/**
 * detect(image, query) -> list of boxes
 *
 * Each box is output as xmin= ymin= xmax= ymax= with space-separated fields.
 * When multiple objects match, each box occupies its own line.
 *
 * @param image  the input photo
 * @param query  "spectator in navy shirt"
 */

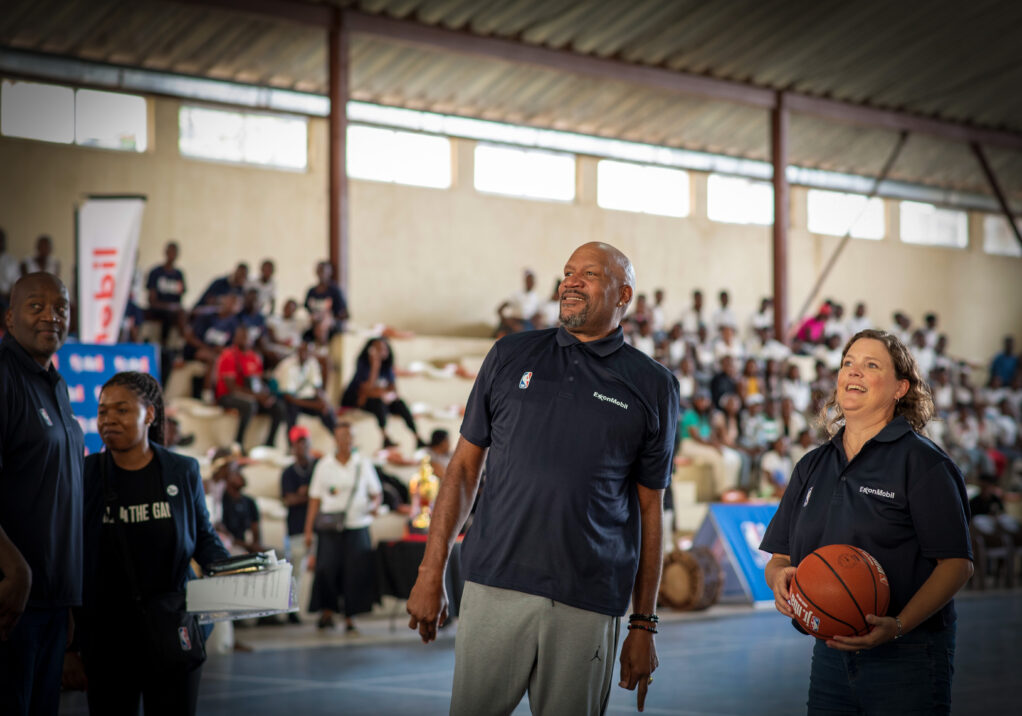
xmin=989 ymin=335 xmax=1018 ymax=385
xmin=341 ymin=337 xmax=423 ymax=449
xmin=280 ymin=426 xmax=317 ymax=624
xmin=194 ymin=263 xmax=248 ymax=316
xmin=762 ymin=329 xmax=972 ymax=714
xmin=407 ymin=242 xmax=679 ymax=714
xmin=304 ymin=261 xmax=348 ymax=337
xmin=145 ymin=241 xmax=187 ymax=344
xmin=0 ymin=273 xmax=84 ymax=716
xmin=238 ymin=287 xmax=269 ymax=355
xmin=183 ymin=294 xmax=241 ymax=399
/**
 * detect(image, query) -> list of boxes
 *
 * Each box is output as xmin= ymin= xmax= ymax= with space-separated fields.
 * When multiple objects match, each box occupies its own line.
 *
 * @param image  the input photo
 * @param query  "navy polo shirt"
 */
xmin=197 ymin=276 xmax=242 ymax=308
xmin=146 ymin=265 xmax=186 ymax=306
xmin=0 ymin=334 xmax=84 ymax=608
xmin=760 ymin=416 xmax=972 ymax=630
xmin=459 ymin=326 xmax=679 ymax=617
xmin=305 ymin=283 xmax=347 ymax=322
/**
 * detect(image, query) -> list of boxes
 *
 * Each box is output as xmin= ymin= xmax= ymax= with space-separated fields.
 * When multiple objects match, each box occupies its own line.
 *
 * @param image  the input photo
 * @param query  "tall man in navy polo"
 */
xmin=0 ymin=273 xmax=85 ymax=716
xmin=408 ymin=243 xmax=679 ymax=715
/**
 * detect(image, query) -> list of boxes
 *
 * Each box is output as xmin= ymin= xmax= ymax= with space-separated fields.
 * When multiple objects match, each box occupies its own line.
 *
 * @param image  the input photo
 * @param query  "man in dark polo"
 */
xmin=407 ymin=242 xmax=679 ymax=715
xmin=0 ymin=272 xmax=84 ymax=715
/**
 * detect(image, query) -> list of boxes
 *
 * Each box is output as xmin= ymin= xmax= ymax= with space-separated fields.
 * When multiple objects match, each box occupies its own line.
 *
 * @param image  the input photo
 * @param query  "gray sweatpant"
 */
xmin=450 ymin=582 xmax=620 ymax=716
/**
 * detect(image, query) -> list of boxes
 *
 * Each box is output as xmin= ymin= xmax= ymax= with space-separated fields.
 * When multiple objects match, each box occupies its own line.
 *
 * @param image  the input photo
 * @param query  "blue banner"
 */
xmin=54 ymin=342 xmax=159 ymax=455
xmin=694 ymin=503 xmax=779 ymax=604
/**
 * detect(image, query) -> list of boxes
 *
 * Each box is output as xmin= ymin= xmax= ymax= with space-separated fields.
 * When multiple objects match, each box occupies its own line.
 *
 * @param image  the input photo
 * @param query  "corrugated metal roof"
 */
xmin=2 ymin=0 xmax=1020 ymax=199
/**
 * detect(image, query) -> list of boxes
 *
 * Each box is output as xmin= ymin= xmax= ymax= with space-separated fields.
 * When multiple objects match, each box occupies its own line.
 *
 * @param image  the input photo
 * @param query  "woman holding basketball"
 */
xmin=761 ymin=329 xmax=973 ymax=715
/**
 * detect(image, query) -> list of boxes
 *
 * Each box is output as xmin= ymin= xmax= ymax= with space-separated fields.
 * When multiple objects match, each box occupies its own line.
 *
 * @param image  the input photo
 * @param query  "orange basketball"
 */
xmin=788 ymin=544 xmax=890 ymax=640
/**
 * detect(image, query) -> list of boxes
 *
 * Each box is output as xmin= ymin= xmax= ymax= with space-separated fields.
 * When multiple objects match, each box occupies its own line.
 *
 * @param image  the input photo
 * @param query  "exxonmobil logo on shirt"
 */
xmin=859 ymin=485 xmax=895 ymax=499
xmin=593 ymin=391 xmax=628 ymax=410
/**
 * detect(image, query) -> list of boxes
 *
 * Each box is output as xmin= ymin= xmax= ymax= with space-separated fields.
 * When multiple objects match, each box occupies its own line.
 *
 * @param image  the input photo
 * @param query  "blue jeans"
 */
xmin=807 ymin=624 xmax=955 ymax=715
xmin=0 ymin=607 xmax=69 ymax=716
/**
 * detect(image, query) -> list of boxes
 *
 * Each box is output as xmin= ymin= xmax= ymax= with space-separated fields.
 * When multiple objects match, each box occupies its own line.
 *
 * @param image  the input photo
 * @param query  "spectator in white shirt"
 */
xmin=304 ymin=422 xmax=382 ymax=632
xmin=0 ymin=228 xmax=20 ymax=309
xmin=910 ymin=330 xmax=936 ymax=379
xmin=266 ymin=299 xmax=308 ymax=361
xmin=748 ymin=297 xmax=774 ymax=340
xmin=535 ymin=280 xmax=561 ymax=330
xmin=980 ymin=374 xmax=1009 ymax=407
xmin=276 ymin=337 xmax=337 ymax=433
xmin=759 ymin=436 xmax=793 ymax=497
xmin=749 ymin=326 xmax=791 ymax=364
xmin=21 ymin=234 xmax=60 ymax=280
xmin=890 ymin=311 xmax=912 ymax=345
xmin=650 ymin=288 xmax=667 ymax=338
xmin=947 ymin=404 xmax=992 ymax=478
xmin=823 ymin=302 xmax=849 ymax=345
xmin=931 ymin=367 xmax=955 ymax=416
xmin=629 ymin=293 xmax=652 ymax=328
xmin=846 ymin=301 xmax=871 ymax=336
xmin=247 ymin=259 xmax=278 ymax=316
xmin=666 ymin=324 xmax=687 ymax=369
xmin=778 ymin=396 xmax=808 ymax=440
xmin=497 ymin=269 xmax=541 ymax=331
xmin=631 ymin=319 xmax=656 ymax=358
xmin=780 ymin=363 xmax=811 ymax=413
xmin=922 ymin=313 xmax=940 ymax=348
xmin=675 ymin=356 xmax=697 ymax=407
xmin=713 ymin=324 xmax=744 ymax=365
xmin=692 ymin=323 xmax=715 ymax=374
xmin=678 ymin=289 xmax=704 ymax=339
xmin=933 ymin=335 xmax=954 ymax=373
xmin=814 ymin=333 xmax=845 ymax=372
xmin=711 ymin=290 xmax=737 ymax=337
xmin=954 ymin=369 xmax=975 ymax=406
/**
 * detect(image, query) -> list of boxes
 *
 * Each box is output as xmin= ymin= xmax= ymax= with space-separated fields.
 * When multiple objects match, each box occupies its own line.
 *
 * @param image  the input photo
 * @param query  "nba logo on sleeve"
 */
xmin=519 ymin=372 xmax=533 ymax=389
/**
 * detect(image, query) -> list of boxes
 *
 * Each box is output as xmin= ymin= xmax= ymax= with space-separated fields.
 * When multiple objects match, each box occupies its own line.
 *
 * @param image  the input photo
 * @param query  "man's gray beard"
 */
xmin=560 ymin=304 xmax=588 ymax=328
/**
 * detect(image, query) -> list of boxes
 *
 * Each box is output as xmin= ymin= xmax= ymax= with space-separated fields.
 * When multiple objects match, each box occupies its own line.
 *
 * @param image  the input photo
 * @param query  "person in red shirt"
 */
xmin=215 ymin=325 xmax=286 ymax=447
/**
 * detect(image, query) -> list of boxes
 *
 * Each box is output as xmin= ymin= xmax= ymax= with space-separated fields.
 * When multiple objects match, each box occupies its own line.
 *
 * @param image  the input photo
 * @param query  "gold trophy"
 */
xmin=408 ymin=456 xmax=439 ymax=534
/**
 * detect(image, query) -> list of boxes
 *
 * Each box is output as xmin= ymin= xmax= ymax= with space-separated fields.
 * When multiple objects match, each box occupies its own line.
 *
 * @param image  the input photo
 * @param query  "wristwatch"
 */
xmin=893 ymin=616 xmax=904 ymax=639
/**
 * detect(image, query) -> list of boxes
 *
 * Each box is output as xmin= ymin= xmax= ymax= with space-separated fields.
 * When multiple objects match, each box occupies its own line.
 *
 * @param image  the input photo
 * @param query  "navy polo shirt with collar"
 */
xmin=760 ymin=415 xmax=972 ymax=630
xmin=0 ymin=334 xmax=85 ymax=608
xmin=459 ymin=325 xmax=679 ymax=617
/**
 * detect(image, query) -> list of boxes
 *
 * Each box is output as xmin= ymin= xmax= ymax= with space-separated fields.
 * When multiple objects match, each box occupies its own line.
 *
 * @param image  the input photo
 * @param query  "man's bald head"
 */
xmin=10 ymin=272 xmax=68 ymax=307
xmin=6 ymin=272 xmax=70 ymax=367
xmin=575 ymin=242 xmax=636 ymax=290
xmin=559 ymin=242 xmax=635 ymax=342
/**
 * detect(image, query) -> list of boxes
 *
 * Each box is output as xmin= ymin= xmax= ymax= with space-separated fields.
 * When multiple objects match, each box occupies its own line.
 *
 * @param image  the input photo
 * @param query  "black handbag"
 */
xmin=313 ymin=460 xmax=362 ymax=533
xmin=101 ymin=453 xmax=206 ymax=671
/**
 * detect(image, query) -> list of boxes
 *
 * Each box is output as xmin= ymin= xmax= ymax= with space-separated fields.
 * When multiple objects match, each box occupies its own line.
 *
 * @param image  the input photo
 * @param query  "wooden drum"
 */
xmin=658 ymin=547 xmax=724 ymax=611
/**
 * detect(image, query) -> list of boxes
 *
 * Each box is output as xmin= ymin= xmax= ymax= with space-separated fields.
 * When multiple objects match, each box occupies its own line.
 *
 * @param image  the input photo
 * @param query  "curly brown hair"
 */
xmin=820 ymin=329 xmax=933 ymax=436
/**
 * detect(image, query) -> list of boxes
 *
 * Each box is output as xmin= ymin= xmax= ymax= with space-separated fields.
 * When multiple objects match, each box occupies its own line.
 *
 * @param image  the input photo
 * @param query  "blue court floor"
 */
xmin=60 ymin=589 xmax=1020 ymax=715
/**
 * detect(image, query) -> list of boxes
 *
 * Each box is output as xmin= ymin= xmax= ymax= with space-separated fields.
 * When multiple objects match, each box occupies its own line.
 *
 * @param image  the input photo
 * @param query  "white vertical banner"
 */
xmin=77 ymin=196 xmax=145 ymax=344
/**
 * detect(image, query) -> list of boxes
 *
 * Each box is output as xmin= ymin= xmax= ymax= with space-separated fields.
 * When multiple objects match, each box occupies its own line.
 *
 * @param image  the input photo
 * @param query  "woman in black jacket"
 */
xmin=79 ymin=372 xmax=228 ymax=715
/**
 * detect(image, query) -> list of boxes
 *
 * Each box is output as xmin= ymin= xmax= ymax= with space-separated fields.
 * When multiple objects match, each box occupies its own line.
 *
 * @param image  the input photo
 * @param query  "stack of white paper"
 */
xmin=187 ymin=562 xmax=294 ymax=614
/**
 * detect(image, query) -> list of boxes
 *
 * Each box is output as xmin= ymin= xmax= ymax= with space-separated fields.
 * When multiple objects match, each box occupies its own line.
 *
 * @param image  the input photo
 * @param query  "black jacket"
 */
xmin=81 ymin=444 xmax=229 ymax=610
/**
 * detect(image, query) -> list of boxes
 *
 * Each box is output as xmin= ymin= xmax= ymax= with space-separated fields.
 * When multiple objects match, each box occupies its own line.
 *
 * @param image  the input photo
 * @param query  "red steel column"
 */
xmin=771 ymin=91 xmax=790 ymax=341
xmin=328 ymin=12 xmax=349 ymax=291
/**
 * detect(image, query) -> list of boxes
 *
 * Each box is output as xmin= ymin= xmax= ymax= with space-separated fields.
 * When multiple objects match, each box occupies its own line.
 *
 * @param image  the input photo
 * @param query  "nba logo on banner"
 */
xmin=519 ymin=372 xmax=533 ymax=389
xmin=178 ymin=626 xmax=192 ymax=651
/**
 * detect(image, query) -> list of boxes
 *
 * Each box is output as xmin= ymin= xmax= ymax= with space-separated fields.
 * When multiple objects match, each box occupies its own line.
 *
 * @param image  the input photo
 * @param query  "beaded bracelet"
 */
xmin=628 ymin=613 xmax=659 ymax=623
xmin=627 ymin=623 xmax=658 ymax=634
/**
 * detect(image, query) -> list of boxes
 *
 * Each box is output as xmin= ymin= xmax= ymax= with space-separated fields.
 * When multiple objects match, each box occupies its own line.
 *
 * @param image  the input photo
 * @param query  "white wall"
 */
xmin=1 ymin=94 xmax=1019 ymax=365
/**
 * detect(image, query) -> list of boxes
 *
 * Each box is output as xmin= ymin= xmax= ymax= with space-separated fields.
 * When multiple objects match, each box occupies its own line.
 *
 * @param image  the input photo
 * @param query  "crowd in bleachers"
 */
xmin=497 ymin=273 xmax=1022 ymax=506
xmin=4 ymin=230 xmax=1021 ymax=508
